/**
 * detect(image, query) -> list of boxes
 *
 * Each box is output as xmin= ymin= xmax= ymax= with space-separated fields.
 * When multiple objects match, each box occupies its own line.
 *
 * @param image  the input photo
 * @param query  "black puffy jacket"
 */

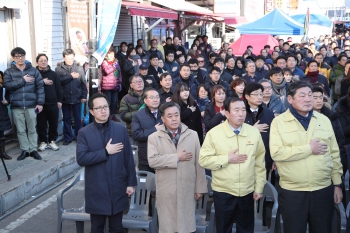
xmin=55 ymin=62 xmax=87 ymax=104
xmin=4 ymin=61 xmax=45 ymax=109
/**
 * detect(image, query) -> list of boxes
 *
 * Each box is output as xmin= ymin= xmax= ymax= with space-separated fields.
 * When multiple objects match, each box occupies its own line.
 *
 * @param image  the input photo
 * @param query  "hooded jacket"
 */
xmin=4 ymin=61 xmax=45 ymax=109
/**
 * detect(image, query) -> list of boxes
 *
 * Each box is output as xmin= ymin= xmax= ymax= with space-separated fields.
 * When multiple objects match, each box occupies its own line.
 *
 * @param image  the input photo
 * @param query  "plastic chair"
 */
xmin=122 ymin=171 xmax=157 ymax=233
xmin=131 ymin=145 xmax=138 ymax=170
xmin=232 ymin=181 xmax=278 ymax=233
xmin=196 ymin=175 xmax=215 ymax=233
xmin=56 ymin=169 xmax=91 ymax=233
xmin=280 ymin=202 xmax=346 ymax=233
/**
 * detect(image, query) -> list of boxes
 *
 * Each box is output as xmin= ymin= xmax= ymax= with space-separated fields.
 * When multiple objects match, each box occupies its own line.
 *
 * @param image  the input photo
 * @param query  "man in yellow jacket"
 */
xmin=270 ymin=81 xmax=343 ymax=233
xmin=199 ymin=97 xmax=266 ymax=233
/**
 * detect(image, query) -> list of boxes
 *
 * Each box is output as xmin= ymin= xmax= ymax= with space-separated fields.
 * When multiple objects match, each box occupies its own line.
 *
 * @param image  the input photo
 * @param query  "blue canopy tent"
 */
xmin=290 ymin=14 xmax=332 ymax=27
xmin=236 ymin=8 xmax=304 ymax=35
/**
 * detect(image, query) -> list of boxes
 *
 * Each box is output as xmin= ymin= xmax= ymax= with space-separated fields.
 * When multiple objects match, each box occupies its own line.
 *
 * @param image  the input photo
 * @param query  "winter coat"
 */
xmin=179 ymin=101 xmax=204 ymax=145
xmin=330 ymin=64 xmax=345 ymax=101
xmin=100 ymin=60 xmax=122 ymax=91
xmin=131 ymin=107 xmax=162 ymax=166
xmin=244 ymin=102 xmax=275 ymax=170
xmin=147 ymin=123 xmax=207 ymax=233
xmin=262 ymin=95 xmax=286 ymax=115
xmin=241 ymin=73 xmax=262 ymax=84
xmin=233 ymin=67 xmax=246 ymax=77
xmin=140 ymin=74 xmax=158 ymax=89
xmin=292 ymin=67 xmax=306 ymax=78
xmin=340 ymin=78 xmax=350 ymax=98
xmin=204 ymin=78 xmax=232 ymax=97
xmin=37 ymin=66 xmax=62 ymax=106
xmin=138 ymin=51 xmax=150 ymax=67
xmin=172 ymin=75 xmax=199 ymax=98
xmin=204 ymin=102 xmax=226 ymax=132
xmin=163 ymin=60 xmax=180 ymax=79
xmin=158 ymin=87 xmax=174 ymax=104
xmin=220 ymin=71 xmax=233 ymax=84
xmin=256 ymin=67 xmax=269 ymax=80
xmin=300 ymin=73 xmax=330 ymax=96
xmin=147 ymin=49 xmax=164 ymax=61
xmin=321 ymin=106 xmax=348 ymax=173
xmin=119 ymin=89 xmax=144 ymax=134
xmin=336 ymin=97 xmax=350 ymax=145
xmin=147 ymin=65 xmax=163 ymax=88
xmin=55 ymin=62 xmax=87 ymax=104
xmin=76 ymin=120 xmax=137 ymax=215
xmin=4 ymin=61 xmax=45 ymax=109
xmin=0 ymin=87 xmax=11 ymax=132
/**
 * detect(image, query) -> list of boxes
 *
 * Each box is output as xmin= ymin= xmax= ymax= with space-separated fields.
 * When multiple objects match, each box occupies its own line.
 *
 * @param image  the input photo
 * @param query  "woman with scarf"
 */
xmin=196 ymin=84 xmax=210 ymax=137
xmin=100 ymin=47 xmax=122 ymax=119
xmin=301 ymin=60 xmax=329 ymax=96
xmin=127 ymin=47 xmax=141 ymax=75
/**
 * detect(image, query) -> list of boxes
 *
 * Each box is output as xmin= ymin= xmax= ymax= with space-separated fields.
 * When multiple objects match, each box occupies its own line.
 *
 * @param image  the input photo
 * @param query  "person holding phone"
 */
xmin=3 ymin=47 xmax=45 ymax=161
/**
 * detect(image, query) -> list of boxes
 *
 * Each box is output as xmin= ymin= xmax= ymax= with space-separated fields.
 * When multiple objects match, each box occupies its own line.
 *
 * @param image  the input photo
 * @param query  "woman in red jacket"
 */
xmin=100 ymin=47 xmax=122 ymax=120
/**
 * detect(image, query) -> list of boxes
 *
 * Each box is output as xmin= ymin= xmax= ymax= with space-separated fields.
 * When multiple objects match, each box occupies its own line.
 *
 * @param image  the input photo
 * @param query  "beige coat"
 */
xmin=148 ymin=123 xmax=208 ymax=233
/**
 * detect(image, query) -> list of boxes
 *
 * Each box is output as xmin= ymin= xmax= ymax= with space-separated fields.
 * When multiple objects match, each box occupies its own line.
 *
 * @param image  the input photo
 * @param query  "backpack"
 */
xmin=335 ymin=75 xmax=344 ymax=96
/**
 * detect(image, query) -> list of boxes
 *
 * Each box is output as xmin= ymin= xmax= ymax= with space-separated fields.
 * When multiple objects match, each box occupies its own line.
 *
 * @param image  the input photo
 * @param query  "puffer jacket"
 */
xmin=100 ymin=60 xmax=122 ymax=91
xmin=4 ymin=61 xmax=45 ymax=109
xmin=55 ymin=62 xmax=87 ymax=104
xmin=120 ymin=88 xmax=144 ymax=134
xmin=262 ymin=95 xmax=286 ymax=114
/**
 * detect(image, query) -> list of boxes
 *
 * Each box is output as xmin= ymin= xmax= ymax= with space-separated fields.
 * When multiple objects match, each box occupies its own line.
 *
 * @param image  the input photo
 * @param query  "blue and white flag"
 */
xmin=93 ymin=0 xmax=122 ymax=64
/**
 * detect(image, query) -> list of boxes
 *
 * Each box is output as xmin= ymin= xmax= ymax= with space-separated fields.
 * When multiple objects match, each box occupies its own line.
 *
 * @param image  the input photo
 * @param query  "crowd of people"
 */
xmin=1 ymin=31 xmax=350 ymax=233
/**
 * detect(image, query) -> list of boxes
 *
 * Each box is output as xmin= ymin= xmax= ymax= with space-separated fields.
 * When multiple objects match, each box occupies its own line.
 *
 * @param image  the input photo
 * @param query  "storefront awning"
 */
xmin=223 ymin=16 xmax=248 ymax=25
xmin=150 ymin=0 xmax=213 ymax=15
xmin=0 ymin=0 xmax=24 ymax=9
xmin=121 ymin=1 xmax=178 ymax=20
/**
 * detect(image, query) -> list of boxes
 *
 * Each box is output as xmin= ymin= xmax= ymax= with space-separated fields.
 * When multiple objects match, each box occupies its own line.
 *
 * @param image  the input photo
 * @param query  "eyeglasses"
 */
xmin=198 ymin=60 xmax=204 ymax=63
xmin=146 ymin=96 xmax=160 ymax=100
xmin=250 ymin=93 xmax=264 ymax=97
xmin=132 ymin=80 xmax=143 ymax=84
xmin=93 ymin=105 xmax=109 ymax=112
xmin=14 ymin=54 xmax=25 ymax=59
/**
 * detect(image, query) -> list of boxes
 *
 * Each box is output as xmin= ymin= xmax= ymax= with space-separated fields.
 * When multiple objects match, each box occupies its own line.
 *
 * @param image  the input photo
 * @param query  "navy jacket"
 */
xmin=131 ymin=107 xmax=162 ymax=166
xmin=241 ymin=73 xmax=262 ymax=84
xmin=4 ymin=61 xmax=45 ymax=109
xmin=76 ymin=120 xmax=137 ymax=215
xmin=244 ymin=102 xmax=275 ymax=170
xmin=172 ymin=75 xmax=199 ymax=98
xmin=204 ymin=78 xmax=232 ymax=97
xmin=179 ymin=101 xmax=204 ymax=145
xmin=255 ymin=67 xmax=269 ymax=80
xmin=148 ymin=65 xmax=163 ymax=87
xmin=163 ymin=60 xmax=180 ymax=79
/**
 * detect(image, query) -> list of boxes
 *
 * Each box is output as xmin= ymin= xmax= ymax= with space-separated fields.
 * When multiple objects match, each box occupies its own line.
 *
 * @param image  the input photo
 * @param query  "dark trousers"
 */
xmin=213 ymin=191 xmax=254 ymax=233
xmin=62 ymin=103 xmax=81 ymax=142
xmin=37 ymin=104 xmax=59 ymax=143
xmin=103 ymin=90 xmax=119 ymax=114
xmin=90 ymin=211 xmax=123 ymax=233
xmin=278 ymin=185 xmax=334 ymax=233
xmin=0 ymin=131 xmax=4 ymax=138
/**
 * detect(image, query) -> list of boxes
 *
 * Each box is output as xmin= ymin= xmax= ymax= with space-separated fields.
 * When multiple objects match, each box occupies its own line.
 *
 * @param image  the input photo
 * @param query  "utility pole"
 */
xmin=88 ymin=0 xmax=97 ymax=123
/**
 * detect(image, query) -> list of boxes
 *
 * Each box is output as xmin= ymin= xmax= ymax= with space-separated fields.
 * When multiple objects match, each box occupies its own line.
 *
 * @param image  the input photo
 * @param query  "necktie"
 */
xmin=234 ymin=130 xmax=240 ymax=135
xmin=152 ymin=111 xmax=157 ymax=118
xmin=253 ymin=111 xmax=258 ymax=117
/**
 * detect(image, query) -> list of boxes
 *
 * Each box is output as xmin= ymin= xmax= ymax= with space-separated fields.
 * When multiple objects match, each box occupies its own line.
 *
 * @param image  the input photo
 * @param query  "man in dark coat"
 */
xmin=55 ymin=49 xmax=87 ymax=145
xmin=205 ymin=66 xmax=232 ymax=97
xmin=163 ymin=51 xmax=180 ymax=79
xmin=77 ymin=93 xmax=137 ymax=233
xmin=188 ymin=58 xmax=207 ymax=84
xmin=132 ymin=89 xmax=162 ymax=172
xmin=147 ymin=54 xmax=163 ymax=87
xmin=3 ymin=47 xmax=45 ymax=161
xmin=139 ymin=64 xmax=158 ymax=89
xmin=244 ymin=83 xmax=275 ymax=172
xmin=172 ymin=64 xmax=199 ymax=98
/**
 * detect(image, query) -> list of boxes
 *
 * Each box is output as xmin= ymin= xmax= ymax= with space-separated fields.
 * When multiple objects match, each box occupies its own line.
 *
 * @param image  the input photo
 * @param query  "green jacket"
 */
xmin=120 ymin=89 xmax=144 ymax=134
xmin=330 ymin=64 xmax=345 ymax=101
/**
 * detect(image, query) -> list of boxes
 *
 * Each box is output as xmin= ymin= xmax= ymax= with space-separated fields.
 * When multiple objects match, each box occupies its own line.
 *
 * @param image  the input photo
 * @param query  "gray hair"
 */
xmin=258 ymin=79 xmax=272 ymax=85
xmin=159 ymin=102 xmax=181 ymax=117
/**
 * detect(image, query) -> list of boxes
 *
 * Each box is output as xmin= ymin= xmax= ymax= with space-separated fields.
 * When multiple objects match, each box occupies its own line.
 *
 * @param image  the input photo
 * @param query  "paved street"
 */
xmin=0 ymin=171 xmax=145 ymax=233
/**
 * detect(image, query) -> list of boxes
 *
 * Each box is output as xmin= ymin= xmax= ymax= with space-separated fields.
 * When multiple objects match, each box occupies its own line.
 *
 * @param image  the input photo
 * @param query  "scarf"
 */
xmin=106 ymin=59 xmax=115 ymax=65
xmin=271 ymin=79 xmax=287 ymax=96
xmin=307 ymin=70 xmax=319 ymax=83
xmin=129 ymin=54 xmax=141 ymax=62
xmin=191 ymin=70 xmax=198 ymax=78
xmin=196 ymin=97 xmax=210 ymax=112
xmin=289 ymin=105 xmax=313 ymax=130
xmin=165 ymin=125 xmax=182 ymax=148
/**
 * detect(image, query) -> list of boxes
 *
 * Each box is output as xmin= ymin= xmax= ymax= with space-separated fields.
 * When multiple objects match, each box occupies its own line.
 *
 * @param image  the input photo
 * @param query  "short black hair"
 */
xmin=338 ymin=54 xmax=348 ymax=61
xmin=36 ymin=53 xmax=48 ymax=63
xmin=224 ymin=97 xmax=244 ymax=112
xmin=120 ymin=42 xmax=127 ymax=47
xmin=243 ymin=83 xmax=264 ymax=96
xmin=166 ymin=50 xmax=175 ymax=56
xmin=149 ymin=53 xmax=159 ymax=60
xmin=213 ymin=57 xmax=225 ymax=65
xmin=311 ymin=83 xmax=324 ymax=94
xmin=88 ymin=93 xmax=109 ymax=109
xmin=268 ymin=67 xmax=283 ymax=77
xmin=287 ymin=81 xmax=312 ymax=98
xmin=166 ymin=37 xmax=172 ymax=41
xmin=275 ymin=56 xmax=286 ymax=64
xmin=196 ymin=84 xmax=208 ymax=97
xmin=137 ymin=39 xmax=144 ymax=44
xmin=188 ymin=58 xmax=198 ymax=65
xmin=210 ymin=66 xmax=221 ymax=74
xmin=247 ymin=45 xmax=253 ymax=49
xmin=159 ymin=101 xmax=181 ymax=117
xmin=209 ymin=53 xmax=219 ymax=59
xmin=129 ymin=74 xmax=143 ymax=84
xmin=307 ymin=60 xmax=319 ymax=67
xmin=11 ymin=47 xmax=26 ymax=57
xmin=255 ymin=55 xmax=266 ymax=62
xmin=62 ymin=48 xmax=75 ymax=57
xmin=180 ymin=64 xmax=190 ymax=70
xmin=264 ymin=45 xmax=271 ymax=49
xmin=286 ymin=54 xmax=298 ymax=62
xmin=159 ymin=72 xmax=172 ymax=81
xmin=283 ymin=42 xmax=290 ymax=46
xmin=225 ymin=56 xmax=235 ymax=63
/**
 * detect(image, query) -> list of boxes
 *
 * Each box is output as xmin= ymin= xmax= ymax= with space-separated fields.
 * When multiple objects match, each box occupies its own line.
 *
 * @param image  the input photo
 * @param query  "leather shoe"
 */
xmin=29 ymin=151 xmax=42 ymax=160
xmin=63 ymin=140 xmax=72 ymax=145
xmin=17 ymin=151 xmax=28 ymax=161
